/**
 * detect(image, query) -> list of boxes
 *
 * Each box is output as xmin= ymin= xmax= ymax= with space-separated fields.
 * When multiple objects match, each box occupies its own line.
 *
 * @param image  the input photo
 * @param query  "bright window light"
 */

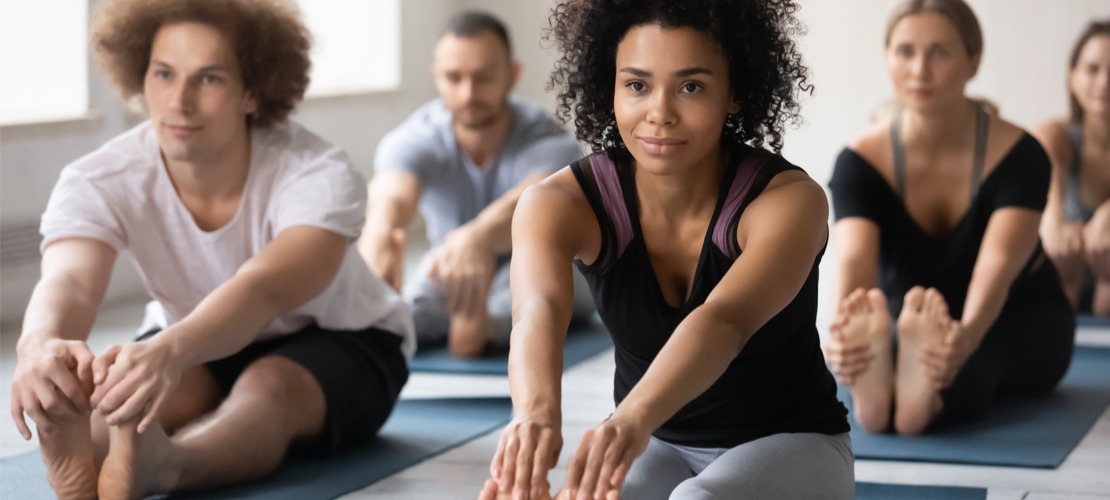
xmin=0 ymin=0 xmax=89 ymax=125
xmin=299 ymin=0 xmax=401 ymax=97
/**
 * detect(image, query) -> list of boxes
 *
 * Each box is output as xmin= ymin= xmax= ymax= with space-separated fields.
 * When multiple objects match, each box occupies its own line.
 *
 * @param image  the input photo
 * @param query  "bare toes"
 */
xmin=903 ymin=286 xmax=926 ymax=312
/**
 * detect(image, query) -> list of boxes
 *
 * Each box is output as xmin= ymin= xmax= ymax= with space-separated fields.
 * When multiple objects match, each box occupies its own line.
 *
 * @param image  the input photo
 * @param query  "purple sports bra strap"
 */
xmin=587 ymin=153 xmax=634 ymax=258
xmin=712 ymin=148 xmax=773 ymax=259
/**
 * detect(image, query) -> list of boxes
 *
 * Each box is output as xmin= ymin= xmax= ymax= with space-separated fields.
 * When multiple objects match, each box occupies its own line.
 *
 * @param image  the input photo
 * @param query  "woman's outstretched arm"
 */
xmin=923 ymin=207 xmax=1043 ymax=388
xmin=560 ymin=171 xmax=830 ymax=500
xmin=485 ymin=169 xmax=600 ymax=500
xmin=1033 ymin=121 xmax=1085 ymax=308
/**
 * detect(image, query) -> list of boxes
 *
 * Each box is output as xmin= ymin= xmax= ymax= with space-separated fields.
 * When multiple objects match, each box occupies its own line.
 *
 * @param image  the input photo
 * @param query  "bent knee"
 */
xmin=232 ymin=356 xmax=322 ymax=408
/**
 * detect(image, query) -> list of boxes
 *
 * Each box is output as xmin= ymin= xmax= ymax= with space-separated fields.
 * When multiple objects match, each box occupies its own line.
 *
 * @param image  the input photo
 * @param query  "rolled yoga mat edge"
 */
xmin=855 ymin=482 xmax=987 ymax=500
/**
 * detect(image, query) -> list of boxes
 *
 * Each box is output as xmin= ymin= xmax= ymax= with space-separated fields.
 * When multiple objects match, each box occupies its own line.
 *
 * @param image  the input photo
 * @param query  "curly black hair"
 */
xmin=545 ymin=0 xmax=810 ymax=153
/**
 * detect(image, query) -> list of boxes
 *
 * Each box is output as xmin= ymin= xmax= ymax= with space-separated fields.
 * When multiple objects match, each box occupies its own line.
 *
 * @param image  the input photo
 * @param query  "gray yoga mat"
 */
xmin=0 ymin=397 xmax=513 ymax=500
xmin=839 ymin=346 xmax=1110 ymax=468
xmin=411 ymin=322 xmax=613 ymax=375
xmin=856 ymin=482 xmax=986 ymax=500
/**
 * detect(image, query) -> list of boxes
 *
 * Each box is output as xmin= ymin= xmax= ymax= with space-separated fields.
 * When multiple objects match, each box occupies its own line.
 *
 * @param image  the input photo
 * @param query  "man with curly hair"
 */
xmin=358 ymin=11 xmax=594 ymax=359
xmin=9 ymin=1 xmax=414 ymax=498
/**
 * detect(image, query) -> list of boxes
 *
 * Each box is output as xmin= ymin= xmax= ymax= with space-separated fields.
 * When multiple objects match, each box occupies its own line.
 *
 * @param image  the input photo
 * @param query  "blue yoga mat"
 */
xmin=411 ymin=322 xmax=613 ymax=375
xmin=0 ymin=397 xmax=513 ymax=500
xmin=839 ymin=346 xmax=1110 ymax=468
xmin=1076 ymin=313 xmax=1110 ymax=328
xmin=856 ymin=482 xmax=986 ymax=500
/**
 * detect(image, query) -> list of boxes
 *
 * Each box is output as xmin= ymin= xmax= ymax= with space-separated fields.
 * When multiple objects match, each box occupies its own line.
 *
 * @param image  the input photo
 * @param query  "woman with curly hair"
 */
xmin=480 ymin=1 xmax=852 ymax=499
xmin=825 ymin=0 xmax=1074 ymax=437
xmin=1035 ymin=20 xmax=1110 ymax=316
xmin=9 ymin=0 xmax=413 ymax=498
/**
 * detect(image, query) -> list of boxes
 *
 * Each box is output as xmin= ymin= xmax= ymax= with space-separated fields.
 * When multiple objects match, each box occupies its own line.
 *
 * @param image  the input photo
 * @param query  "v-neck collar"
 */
xmin=844 ymin=134 xmax=1030 ymax=242
xmin=620 ymin=151 xmax=738 ymax=313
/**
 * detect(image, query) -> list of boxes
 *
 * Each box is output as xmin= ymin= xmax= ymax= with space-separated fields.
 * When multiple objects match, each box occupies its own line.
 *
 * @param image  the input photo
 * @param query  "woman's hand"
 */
xmin=561 ymin=413 xmax=650 ymax=500
xmin=10 ymin=337 xmax=96 ymax=439
xmin=1042 ymin=216 xmax=1085 ymax=264
xmin=1085 ymin=205 xmax=1110 ymax=281
xmin=824 ymin=321 xmax=873 ymax=386
xmin=90 ymin=337 xmax=184 ymax=433
xmin=487 ymin=411 xmax=562 ymax=500
xmin=920 ymin=321 xmax=975 ymax=390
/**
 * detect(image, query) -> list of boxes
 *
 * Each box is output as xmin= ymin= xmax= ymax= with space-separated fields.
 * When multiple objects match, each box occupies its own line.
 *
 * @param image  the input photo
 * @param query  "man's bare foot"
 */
xmin=98 ymin=417 xmax=179 ymax=500
xmin=835 ymin=288 xmax=894 ymax=434
xmin=39 ymin=410 xmax=98 ymax=500
xmin=449 ymin=310 xmax=496 ymax=358
xmin=894 ymin=287 xmax=949 ymax=435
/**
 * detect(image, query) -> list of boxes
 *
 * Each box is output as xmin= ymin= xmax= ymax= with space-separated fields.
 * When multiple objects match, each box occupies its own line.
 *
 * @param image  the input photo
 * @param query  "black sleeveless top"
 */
xmin=829 ymin=134 xmax=1064 ymax=320
xmin=570 ymin=146 xmax=849 ymax=448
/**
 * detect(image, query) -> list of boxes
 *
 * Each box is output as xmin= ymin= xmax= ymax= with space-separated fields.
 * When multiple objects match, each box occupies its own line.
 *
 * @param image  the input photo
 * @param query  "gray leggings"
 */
xmin=621 ymin=432 xmax=854 ymax=499
xmin=407 ymin=254 xmax=596 ymax=344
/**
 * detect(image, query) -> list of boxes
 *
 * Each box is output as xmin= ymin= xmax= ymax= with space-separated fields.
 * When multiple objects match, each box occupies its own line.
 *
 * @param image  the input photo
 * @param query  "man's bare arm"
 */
xmin=358 ymin=170 xmax=422 ymax=290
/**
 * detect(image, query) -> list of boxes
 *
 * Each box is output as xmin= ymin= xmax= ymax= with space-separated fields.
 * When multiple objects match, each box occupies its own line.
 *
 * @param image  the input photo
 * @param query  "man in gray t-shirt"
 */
xmin=358 ymin=12 xmax=593 ymax=358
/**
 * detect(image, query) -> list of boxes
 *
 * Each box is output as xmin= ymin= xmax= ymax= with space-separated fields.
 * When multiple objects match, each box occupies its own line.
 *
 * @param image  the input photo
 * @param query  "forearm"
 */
xmin=507 ymin=297 xmax=567 ymax=423
xmin=836 ymin=257 xmax=878 ymax=301
xmin=18 ymin=274 xmax=102 ymax=351
xmin=459 ymin=174 xmax=547 ymax=254
xmin=363 ymin=173 xmax=420 ymax=246
xmin=611 ymin=305 xmax=747 ymax=431
xmin=152 ymin=228 xmax=347 ymax=367
xmin=148 ymin=272 xmax=289 ymax=367
xmin=364 ymin=197 xmax=412 ymax=243
xmin=960 ymin=258 xmax=1018 ymax=345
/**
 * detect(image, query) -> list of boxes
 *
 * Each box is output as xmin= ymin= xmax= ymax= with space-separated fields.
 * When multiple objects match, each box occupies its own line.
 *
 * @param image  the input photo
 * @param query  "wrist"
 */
xmin=518 ymin=400 xmax=561 ymax=426
xmin=610 ymin=400 xmax=655 ymax=433
xmin=449 ymin=223 xmax=492 ymax=252
xmin=147 ymin=328 xmax=190 ymax=368
xmin=16 ymin=329 xmax=62 ymax=357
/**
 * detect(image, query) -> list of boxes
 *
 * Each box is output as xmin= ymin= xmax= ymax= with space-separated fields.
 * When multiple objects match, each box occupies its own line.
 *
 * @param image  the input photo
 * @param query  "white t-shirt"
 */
xmin=40 ymin=120 xmax=415 ymax=360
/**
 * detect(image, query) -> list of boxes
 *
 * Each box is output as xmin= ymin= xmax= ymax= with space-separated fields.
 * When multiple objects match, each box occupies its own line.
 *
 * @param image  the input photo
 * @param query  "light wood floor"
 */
xmin=2 ymin=300 xmax=1108 ymax=499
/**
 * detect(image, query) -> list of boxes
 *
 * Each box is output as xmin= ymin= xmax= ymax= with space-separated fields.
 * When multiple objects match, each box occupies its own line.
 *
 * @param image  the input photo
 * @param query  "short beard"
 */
xmin=456 ymin=101 xmax=509 ymax=130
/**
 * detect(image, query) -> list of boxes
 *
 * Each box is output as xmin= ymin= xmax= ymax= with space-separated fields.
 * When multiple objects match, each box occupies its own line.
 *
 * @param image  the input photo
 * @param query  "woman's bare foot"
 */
xmin=894 ymin=287 xmax=949 ymax=435
xmin=834 ymin=288 xmax=894 ymax=434
xmin=98 ymin=417 xmax=179 ymax=500
xmin=40 ymin=410 xmax=99 ymax=500
xmin=1092 ymin=280 xmax=1110 ymax=317
xmin=449 ymin=310 xmax=497 ymax=358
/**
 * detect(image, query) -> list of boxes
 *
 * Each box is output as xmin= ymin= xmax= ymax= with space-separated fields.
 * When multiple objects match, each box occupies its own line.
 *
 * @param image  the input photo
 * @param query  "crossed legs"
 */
xmin=42 ymin=355 xmax=326 ymax=500
xmin=832 ymin=286 xmax=950 ymax=435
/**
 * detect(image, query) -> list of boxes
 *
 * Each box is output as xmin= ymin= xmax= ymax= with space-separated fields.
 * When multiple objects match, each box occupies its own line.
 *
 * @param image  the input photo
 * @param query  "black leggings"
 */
xmin=930 ymin=291 xmax=1075 ymax=428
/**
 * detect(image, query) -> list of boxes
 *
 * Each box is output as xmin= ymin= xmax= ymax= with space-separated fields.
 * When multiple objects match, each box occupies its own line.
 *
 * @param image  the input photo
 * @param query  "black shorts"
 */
xmin=139 ymin=323 xmax=409 ymax=454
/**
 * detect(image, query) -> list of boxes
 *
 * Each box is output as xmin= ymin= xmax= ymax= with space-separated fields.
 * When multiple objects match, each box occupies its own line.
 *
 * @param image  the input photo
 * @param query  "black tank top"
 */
xmin=570 ymin=146 xmax=849 ymax=448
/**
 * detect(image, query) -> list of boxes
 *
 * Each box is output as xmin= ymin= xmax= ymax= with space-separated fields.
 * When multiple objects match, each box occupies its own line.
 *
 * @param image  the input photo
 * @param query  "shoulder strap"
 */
xmin=970 ymin=102 xmax=990 ymax=201
xmin=577 ymin=152 xmax=634 ymax=262
xmin=1067 ymin=121 xmax=1084 ymax=171
xmin=711 ymin=148 xmax=775 ymax=259
xmin=890 ymin=109 xmax=907 ymax=199
xmin=893 ymin=105 xmax=991 ymax=202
